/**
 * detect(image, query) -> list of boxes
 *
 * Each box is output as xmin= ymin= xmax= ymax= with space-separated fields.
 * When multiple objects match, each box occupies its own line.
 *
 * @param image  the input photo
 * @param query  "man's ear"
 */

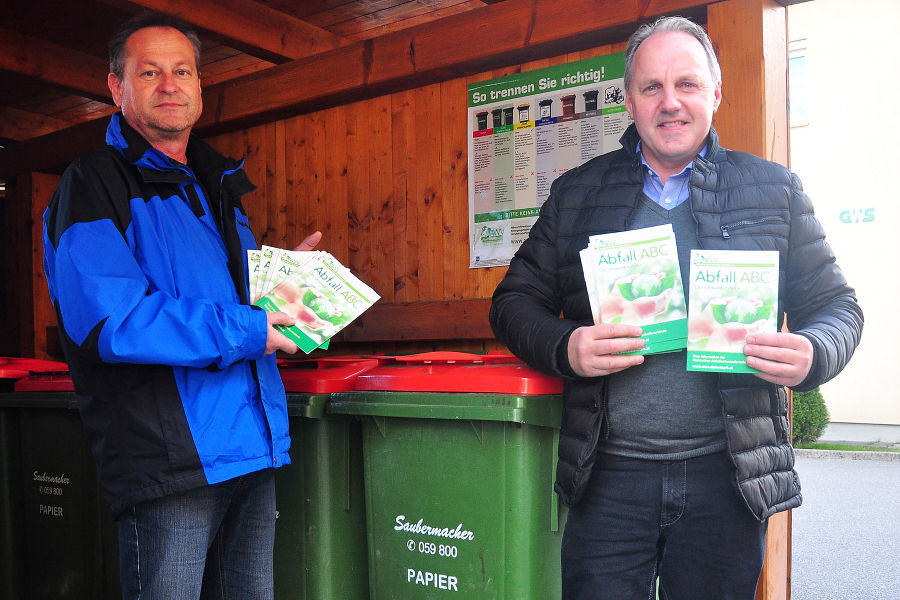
xmin=712 ymin=81 xmax=722 ymax=112
xmin=108 ymin=73 xmax=122 ymax=107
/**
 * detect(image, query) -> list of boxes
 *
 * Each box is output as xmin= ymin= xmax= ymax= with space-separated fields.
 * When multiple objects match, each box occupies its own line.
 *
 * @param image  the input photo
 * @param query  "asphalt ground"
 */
xmin=790 ymin=450 xmax=900 ymax=600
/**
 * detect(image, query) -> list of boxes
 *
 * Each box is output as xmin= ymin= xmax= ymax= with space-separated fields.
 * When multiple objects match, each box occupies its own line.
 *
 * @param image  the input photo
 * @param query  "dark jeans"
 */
xmin=117 ymin=469 xmax=276 ymax=600
xmin=561 ymin=451 xmax=767 ymax=600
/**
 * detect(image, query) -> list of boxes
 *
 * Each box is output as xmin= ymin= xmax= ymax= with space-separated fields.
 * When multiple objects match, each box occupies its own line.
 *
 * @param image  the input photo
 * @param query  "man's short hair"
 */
xmin=108 ymin=12 xmax=202 ymax=79
xmin=624 ymin=16 xmax=721 ymax=91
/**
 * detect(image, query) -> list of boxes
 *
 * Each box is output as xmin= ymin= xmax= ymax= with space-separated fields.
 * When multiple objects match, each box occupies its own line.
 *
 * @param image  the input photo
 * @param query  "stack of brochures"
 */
xmin=686 ymin=249 xmax=778 ymax=373
xmin=248 ymin=245 xmax=380 ymax=353
xmin=580 ymin=224 xmax=687 ymax=355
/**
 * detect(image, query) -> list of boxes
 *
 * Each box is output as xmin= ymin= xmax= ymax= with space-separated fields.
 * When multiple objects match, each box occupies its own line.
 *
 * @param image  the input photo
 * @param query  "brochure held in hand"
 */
xmin=686 ymin=249 xmax=779 ymax=373
xmin=580 ymin=224 xmax=687 ymax=355
xmin=248 ymin=245 xmax=380 ymax=353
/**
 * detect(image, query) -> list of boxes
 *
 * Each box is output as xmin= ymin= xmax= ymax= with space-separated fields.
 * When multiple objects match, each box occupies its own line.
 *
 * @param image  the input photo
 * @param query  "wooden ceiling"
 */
xmin=0 ymin=0 xmax=509 ymax=147
xmin=0 ymin=0 xmax=720 ymax=178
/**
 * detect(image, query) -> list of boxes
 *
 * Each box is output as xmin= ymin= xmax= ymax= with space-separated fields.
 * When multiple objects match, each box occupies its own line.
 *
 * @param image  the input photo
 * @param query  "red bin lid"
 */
xmin=13 ymin=373 xmax=75 ymax=392
xmin=0 ymin=357 xmax=70 ymax=384
xmin=0 ymin=357 xmax=69 ymax=374
xmin=278 ymin=356 xmax=390 ymax=393
xmin=0 ymin=367 xmax=30 ymax=381
xmin=353 ymin=352 xmax=562 ymax=395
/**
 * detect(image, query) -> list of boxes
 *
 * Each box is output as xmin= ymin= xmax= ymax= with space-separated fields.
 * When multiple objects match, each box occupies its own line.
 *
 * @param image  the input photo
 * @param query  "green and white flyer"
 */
xmin=686 ymin=249 xmax=779 ymax=373
xmin=580 ymin=224 xmax=687 ymax=355
xmin=249 ymin=247 xmax=380 ymax=353
xmin=249 ymin=245 xmax=277 ymax=304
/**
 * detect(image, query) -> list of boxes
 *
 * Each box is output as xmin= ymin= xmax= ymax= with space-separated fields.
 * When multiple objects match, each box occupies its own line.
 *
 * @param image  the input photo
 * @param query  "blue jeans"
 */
xmin=117 ymin=469 xmax=276 ymax=600
xmin=561 ymin=451 xmax=767 ymax=600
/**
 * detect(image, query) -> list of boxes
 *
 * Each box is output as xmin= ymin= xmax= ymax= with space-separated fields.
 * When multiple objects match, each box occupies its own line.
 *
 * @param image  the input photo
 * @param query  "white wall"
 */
xmin=789 ymin=0 xmax=900 ymax=426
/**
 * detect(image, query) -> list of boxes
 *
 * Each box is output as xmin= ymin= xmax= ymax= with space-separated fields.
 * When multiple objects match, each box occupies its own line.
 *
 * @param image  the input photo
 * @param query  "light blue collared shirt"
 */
xmin=637 ymin=142 xmax=707 ymax=209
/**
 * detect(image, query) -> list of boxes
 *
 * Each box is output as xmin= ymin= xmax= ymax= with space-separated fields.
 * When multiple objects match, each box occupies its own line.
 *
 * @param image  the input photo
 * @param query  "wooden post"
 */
xmin=707 ymin=1 xmax=791 ymax=599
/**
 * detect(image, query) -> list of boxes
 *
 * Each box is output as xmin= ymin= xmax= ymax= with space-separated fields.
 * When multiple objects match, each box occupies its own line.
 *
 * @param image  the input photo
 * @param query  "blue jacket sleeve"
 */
xmin=43 ymin=153 xmax=268 ymax=370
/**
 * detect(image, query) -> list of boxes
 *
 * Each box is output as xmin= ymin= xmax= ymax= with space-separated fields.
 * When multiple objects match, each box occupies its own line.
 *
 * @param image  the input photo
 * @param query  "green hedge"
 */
xmin=792 ymin=387 xmax=830 ymax=444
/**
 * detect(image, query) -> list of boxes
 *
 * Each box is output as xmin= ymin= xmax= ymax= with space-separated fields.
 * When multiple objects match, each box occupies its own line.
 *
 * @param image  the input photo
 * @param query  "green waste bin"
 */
xmin=329 ymin=352 xmax=566 ymax=600
xmin=0 ymin=362 xmax=121 ymax=600
xmin=274 ymin=357 xmax=383 ymax=600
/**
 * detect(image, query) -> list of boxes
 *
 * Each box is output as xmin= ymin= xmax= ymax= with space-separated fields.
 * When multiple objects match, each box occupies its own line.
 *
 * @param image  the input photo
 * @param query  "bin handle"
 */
xmin=392 ymin=351 xmax=519 ymax=365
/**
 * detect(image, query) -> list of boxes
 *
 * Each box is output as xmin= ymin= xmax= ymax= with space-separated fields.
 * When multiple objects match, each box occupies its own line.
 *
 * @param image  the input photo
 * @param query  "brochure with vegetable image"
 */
xmin=249 ymin=248 xmax=380 ymax=354
xmin=251 ymin=245 xmax=277 ymax=304
xmin=248 ymin=249 xmax=261 ymax=301
xmin=686 ymin=249 xmax=779 ymax=373
xmin=580 ymin=224 xmax=687 ymax=355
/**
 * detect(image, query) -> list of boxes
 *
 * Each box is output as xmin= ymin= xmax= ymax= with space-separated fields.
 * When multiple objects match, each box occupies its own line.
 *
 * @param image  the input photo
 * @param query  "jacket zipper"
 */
xmin=720 ymin=216 xmax=784 ymax=239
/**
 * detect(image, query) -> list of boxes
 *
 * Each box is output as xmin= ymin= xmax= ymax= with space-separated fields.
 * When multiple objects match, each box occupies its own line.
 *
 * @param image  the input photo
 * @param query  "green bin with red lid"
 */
xmin=274 ymin=356 xmax=387 ymax=600
xmin=0 ymin=358 xmax=120 ymax=600
xmin=329 ymin=352 xmax=566 ymax=600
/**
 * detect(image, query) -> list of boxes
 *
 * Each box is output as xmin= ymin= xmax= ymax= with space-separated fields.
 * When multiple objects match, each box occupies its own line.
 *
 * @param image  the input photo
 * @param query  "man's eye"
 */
xmin=177 ymin=70 xmax=190 ymax=77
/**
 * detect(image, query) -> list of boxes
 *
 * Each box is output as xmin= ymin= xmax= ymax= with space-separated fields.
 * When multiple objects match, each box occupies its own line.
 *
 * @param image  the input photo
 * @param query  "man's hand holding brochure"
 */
xmin=249 ymin=245 xmax=380 ymax=353
xmin=580 ymin=224 xmax=779 ymax=373
xmin=580 ymin=224 xmax=687 ymax=355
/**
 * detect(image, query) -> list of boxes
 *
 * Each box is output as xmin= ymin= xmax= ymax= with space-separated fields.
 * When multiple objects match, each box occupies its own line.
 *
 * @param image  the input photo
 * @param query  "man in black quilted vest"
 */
xmin=490 ymin=16 xmax=862 ymax=600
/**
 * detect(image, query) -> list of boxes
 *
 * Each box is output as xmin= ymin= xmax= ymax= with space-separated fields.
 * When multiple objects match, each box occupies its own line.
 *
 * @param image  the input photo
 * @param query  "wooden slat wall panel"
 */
xmin=346 ymin=100 xmax=370 ymax=280
xmin=364 ymin=95 xmax=395 ymax=300
xmin=413 ymin=83 xmax=444 ymax=302
xmin=439 ymin=76 xmax=471 ymax=300
xmin=284 ymin=115 xmax=311 ymax=242
xmin=390 ymin=88 xmax=419 ymax=303
xmin=323 ymin=105 xmax=351 ymax=264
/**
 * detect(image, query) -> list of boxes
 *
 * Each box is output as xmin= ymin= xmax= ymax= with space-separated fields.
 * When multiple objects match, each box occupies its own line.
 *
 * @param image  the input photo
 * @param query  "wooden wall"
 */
xmin=202 ymin=42 xmax=626 ymax=356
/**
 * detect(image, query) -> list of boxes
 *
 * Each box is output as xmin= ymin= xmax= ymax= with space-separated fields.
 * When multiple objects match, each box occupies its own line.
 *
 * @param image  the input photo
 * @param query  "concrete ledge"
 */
xmin=795 ymin=448 xmax=900 ymax=462
xmin=821 ymin=422 xmax=900 ymax=444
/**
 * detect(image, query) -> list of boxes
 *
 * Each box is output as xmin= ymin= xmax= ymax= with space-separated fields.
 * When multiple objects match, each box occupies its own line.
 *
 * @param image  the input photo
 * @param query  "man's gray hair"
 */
xmin=624 ymin=16 xmax=721 ymax=91
xmin=108 ymin=11 xmax=202 ymax=79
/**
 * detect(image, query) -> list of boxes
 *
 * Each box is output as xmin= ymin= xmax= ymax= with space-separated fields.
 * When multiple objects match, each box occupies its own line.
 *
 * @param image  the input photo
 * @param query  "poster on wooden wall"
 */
xmin=467 ymin=53 xmax=629 ymax=268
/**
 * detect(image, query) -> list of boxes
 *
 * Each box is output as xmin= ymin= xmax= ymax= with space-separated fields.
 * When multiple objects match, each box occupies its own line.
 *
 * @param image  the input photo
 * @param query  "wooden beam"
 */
xmin=0 ymin=107 xmax=76 ymax=142
xmin=41 ymin=299 xmax=496 ymax=353
xmin=0 ymin=118 xmax=108 ymax=176
xmin=709 ymin=0 xmax=788 ymax=164
xmin=708 ymin=5 xmax=792 ymax=599
xmin=196 ymin=0 xmax=711 ymax=132
xmin=108 ymin=0 xmax=345 ymax=63
xmin=334 ymin=299 xmax=495 ymax=342
xmin=0 ymin=28 xmax=110 ymax=101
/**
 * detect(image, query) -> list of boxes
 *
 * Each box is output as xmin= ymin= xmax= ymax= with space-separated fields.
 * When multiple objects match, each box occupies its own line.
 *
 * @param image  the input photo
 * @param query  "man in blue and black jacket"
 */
xmin=42 ymin=12 xmax=320 ymax=599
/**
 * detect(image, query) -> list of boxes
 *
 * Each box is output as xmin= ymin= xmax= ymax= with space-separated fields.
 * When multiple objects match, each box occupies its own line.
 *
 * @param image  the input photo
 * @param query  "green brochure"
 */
xmin=250 ymin=248 xmax=380 ymax=354
xmin=580 ymin=224 xmax=687 ymax=355
xmin=686 ymin=249 xmax=779 ymax=373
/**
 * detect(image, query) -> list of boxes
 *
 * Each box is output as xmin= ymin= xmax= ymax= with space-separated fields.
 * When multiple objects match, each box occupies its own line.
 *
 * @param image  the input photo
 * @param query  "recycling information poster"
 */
xmin=467 ymin=53 xmax=629 ymax=268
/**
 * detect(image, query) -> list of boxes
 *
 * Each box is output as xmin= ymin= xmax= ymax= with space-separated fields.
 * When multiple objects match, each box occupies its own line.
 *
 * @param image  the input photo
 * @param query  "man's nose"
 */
xmin=660 ymin=85 xmax=681 ymax=112
xmin=158 ymin=72 xmax=179 ymax=91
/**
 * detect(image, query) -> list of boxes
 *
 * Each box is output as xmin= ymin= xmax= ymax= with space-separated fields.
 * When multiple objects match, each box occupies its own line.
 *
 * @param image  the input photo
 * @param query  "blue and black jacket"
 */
xmin=43 ymin=113 xmax=290 ymax=517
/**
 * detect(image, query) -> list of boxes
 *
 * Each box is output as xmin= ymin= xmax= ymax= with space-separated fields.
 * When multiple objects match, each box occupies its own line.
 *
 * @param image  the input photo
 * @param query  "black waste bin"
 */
xmin=0 ymin=363 xmax=120 ymax=600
